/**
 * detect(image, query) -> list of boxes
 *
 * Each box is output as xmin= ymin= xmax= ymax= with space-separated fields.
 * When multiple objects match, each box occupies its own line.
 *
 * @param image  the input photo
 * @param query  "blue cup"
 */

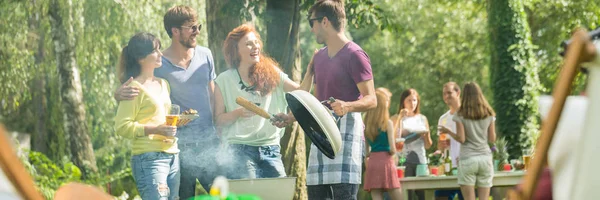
xmin=416 ymin=164 xmax=429 ymax=176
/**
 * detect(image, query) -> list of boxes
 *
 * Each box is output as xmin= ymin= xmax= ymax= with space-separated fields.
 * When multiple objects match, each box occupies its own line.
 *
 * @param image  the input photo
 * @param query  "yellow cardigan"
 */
xmin=114 ymin=79 xmax=179 ymax=155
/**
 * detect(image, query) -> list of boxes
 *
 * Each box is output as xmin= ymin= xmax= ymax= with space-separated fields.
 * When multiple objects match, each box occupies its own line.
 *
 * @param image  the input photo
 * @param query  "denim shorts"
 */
xmin=131 ymin=152 xmax=180 ymax=200
xmin=223 ymin=144 xmax=286 ymax=179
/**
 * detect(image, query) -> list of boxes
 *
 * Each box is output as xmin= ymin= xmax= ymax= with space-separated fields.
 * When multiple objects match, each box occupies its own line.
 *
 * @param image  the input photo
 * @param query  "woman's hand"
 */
xmin=235 ymin=107 xmax=255 ymax=118
xmin=155 ymin=125 xmax=177 ymax=137
xmin=399 ymin=109 xmax=408 ymax=118
xmin=306 ymin=49 xmax=318 ymax=75
xmin=271 ymin=113 xmax=296 ymax=128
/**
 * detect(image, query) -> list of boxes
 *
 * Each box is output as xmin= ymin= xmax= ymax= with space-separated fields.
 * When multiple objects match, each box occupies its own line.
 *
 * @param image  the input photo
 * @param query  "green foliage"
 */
xmin=25 ymin=151 xmax=132 ymax=199
xmin=0 ymin=1 xmax=35 ymax=113
xmin=347 ymin=1 xmax=492 ymax=155
xmin=491 ymin=137 xmax=509 ymax=162
xmin=488 ymin=0 xmax=541 ymax=159
xmin=525 ymin=0 xmax=600 ymax=94
xmin=26 ymin=151 xmax=82 ymax=199
xmin=2 ymin=0 xmax=598 ymax=198
xmin=299 ymin=0 xmax=393 ymax=31
xmin=1 ymin=0 xmax=208 ymax=198
xmin=428 ymin=150 xmax=443 ymax=166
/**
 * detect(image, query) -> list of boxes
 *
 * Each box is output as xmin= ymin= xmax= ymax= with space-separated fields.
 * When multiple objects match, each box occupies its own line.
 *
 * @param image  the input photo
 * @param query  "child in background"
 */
xmin=363 ymin=88 xmax=403 ymax=200
xmin=439 ymin=82 xmax=496 ymax=200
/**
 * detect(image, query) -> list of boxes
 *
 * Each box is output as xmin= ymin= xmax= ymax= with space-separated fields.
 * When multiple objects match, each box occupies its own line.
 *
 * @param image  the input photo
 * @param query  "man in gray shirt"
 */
xmin=115 ymin=5 xmax=219 ymax=199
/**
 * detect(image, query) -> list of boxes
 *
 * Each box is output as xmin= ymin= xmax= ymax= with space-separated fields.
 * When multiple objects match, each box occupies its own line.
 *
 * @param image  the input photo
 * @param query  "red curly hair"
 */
xmin=223 ymin=23 xmax=280 ymax=95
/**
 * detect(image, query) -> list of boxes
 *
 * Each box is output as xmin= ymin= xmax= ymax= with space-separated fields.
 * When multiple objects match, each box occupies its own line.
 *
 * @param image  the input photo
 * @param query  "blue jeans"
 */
xmin=225 ymin=144 xmax=286 ymax=179
xmin=132 ymin=152 xmax=180 ymax=200
xmin=177 ymin=125 xmax=221 ymax=199
xmin=307 ymin=183 xmax=359 ymax=200
xmin=435 ymin=189 xmax=464 ymax=200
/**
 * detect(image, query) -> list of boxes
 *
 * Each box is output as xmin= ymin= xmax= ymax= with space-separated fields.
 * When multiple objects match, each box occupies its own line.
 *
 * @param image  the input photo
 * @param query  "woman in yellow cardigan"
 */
xmin=114 ymin=32 xmax=179 ymax=200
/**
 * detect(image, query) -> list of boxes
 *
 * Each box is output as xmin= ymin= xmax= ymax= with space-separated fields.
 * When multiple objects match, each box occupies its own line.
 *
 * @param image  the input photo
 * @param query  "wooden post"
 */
xmin=507 ymin=29 xmax=597 ymax=199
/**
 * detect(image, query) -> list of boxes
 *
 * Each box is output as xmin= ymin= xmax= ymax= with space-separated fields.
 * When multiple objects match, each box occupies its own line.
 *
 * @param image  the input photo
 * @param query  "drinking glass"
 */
xmin=166 ymin=104 xmax=180 ymax=126
xmin=522 ymin=148 xmax=533 ymax=171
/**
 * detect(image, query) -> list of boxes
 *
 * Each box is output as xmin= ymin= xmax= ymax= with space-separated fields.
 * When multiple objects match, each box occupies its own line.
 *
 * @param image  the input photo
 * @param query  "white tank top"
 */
xmin=400 ymin=114 xmax=428 ymax=164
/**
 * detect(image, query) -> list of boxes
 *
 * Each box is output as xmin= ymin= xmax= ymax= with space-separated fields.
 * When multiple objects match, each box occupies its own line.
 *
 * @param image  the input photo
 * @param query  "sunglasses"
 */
xmin=180 ymin=24 xmax=202 ymax=32
xmin=309 ymin=17 xmax=324 ymax=28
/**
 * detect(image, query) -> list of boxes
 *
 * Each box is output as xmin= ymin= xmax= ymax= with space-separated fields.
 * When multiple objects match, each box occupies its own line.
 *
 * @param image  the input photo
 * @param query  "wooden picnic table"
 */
xmin=400 ymin=171 xmax=525 ymax=200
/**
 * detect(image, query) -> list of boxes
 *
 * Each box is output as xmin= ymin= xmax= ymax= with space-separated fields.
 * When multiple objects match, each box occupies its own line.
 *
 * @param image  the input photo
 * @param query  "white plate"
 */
xmin=177 ymin=114 xmax=198 ymax=127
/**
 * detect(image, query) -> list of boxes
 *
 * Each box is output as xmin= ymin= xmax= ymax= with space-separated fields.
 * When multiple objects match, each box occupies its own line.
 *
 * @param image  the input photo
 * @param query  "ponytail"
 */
xmin=117 ymin=45 xmax=142 ymax=84
xmin=117 ymin=46 xmax=128 ymax=84
xmin=117 ymin=32 xmax=161 ymax=84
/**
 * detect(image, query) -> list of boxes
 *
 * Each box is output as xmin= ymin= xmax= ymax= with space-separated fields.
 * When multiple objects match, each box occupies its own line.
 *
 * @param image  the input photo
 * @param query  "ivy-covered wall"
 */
xmin=487 ymin=0 xmax=541 ymax=158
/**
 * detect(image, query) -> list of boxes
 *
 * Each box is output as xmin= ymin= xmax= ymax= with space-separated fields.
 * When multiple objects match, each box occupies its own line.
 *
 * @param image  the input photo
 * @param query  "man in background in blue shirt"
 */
xmin=115 ymin=5 xmax=219 ymax=199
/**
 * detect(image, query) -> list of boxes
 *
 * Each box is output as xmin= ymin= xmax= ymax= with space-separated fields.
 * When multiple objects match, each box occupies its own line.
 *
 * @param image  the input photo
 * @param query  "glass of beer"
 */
xmin=522 ymin=148 xmax=532 ymax=171
xmin=166 ymin=104 xmax=180 ymax=126
xmin=395 ymin=138 xmax=405 ymax=150
xmin=439 ymin=133 xmax=448 ymax=141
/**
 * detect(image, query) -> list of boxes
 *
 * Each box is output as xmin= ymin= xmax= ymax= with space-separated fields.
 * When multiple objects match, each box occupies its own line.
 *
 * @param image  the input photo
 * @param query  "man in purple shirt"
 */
xmin=306 ymin=0 xmax=377 ymax=199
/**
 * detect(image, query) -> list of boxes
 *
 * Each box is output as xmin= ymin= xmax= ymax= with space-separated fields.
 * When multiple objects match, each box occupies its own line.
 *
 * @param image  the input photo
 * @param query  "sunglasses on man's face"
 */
xmin=309 ymin=17 xmax=324 ymax=28
xmin=181 ymin=24 xmax=202 ymax=32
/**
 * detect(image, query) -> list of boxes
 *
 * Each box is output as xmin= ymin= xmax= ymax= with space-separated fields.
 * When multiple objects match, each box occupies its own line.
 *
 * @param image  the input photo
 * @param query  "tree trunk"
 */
xmin=29 ymin=0 xmax=49 ymax=155
xmin=48 ymin=0 xmax=97 ymax=178
xmin=206 ymin=0 xmax=248 ymax=74
xmin=487 ymin=0 xmax=540 ymax=158
xmin=266 ymin=1 xmax=306 ymax=199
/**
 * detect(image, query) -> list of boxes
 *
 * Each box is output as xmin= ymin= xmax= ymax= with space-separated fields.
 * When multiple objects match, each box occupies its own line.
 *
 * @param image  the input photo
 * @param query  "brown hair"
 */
xmin=223 ymin=24 xmax=280 ymax=95
xmin=364 ymin=88 xmax=392 ymax=141
xmin=308 ymin=0 xmax=346 ymax=32
xmin=458 ymin=82 xmax=495 ymax=120
xmin=444 ymin=82 xmax=460 ymax=93
xmin=117 ymin=32 xmax=161 ymax=83
xmin=163 ymin=5 xmax=198 ymax=38
xmin=397 ymin=88 xmax=421 ymax=115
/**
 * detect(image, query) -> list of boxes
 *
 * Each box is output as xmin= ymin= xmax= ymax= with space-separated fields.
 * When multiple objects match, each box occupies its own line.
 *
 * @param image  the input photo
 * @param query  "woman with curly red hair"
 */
xmin=214 ymin=23 xmax=314 ymax=179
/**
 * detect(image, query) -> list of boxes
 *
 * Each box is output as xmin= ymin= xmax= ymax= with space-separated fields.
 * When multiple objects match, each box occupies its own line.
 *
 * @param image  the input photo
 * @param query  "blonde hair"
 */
xmin=458 ymin=82 xmax=495 ymax=120
xmin=364 ymin=88 xmax=392 ymax=141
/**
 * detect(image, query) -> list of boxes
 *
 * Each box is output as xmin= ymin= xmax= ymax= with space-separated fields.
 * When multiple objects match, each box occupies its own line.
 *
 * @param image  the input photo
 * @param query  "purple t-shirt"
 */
xmin=313 ymin=42 xmax=373 ymax=102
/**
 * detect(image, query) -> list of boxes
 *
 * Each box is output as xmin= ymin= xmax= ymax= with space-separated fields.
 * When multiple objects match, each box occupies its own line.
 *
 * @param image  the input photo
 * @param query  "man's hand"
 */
xmin=330 ymin=99 xmax=348 ymax=116
xmin=437 ymin=138 xmax=449 ymax=150
xmin=115 ymin=77 xmax=139 ymax=101
xmin=438 ymin=125 xmax=453 ymax=135
xmin=271 ymin=113 xmax=296 ymax=128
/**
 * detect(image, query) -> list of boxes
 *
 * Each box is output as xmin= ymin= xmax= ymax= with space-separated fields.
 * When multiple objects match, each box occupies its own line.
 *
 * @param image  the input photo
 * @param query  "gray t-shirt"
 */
xmin=155 ymin=46 xmax=216 ymax=128
xmin=453 ymin=115 xmax=494 ymax=159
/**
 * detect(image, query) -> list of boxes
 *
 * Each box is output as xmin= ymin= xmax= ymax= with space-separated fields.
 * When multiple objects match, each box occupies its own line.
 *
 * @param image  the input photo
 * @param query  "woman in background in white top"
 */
xmin=391 ymin=88 xmax=431 ymax=200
